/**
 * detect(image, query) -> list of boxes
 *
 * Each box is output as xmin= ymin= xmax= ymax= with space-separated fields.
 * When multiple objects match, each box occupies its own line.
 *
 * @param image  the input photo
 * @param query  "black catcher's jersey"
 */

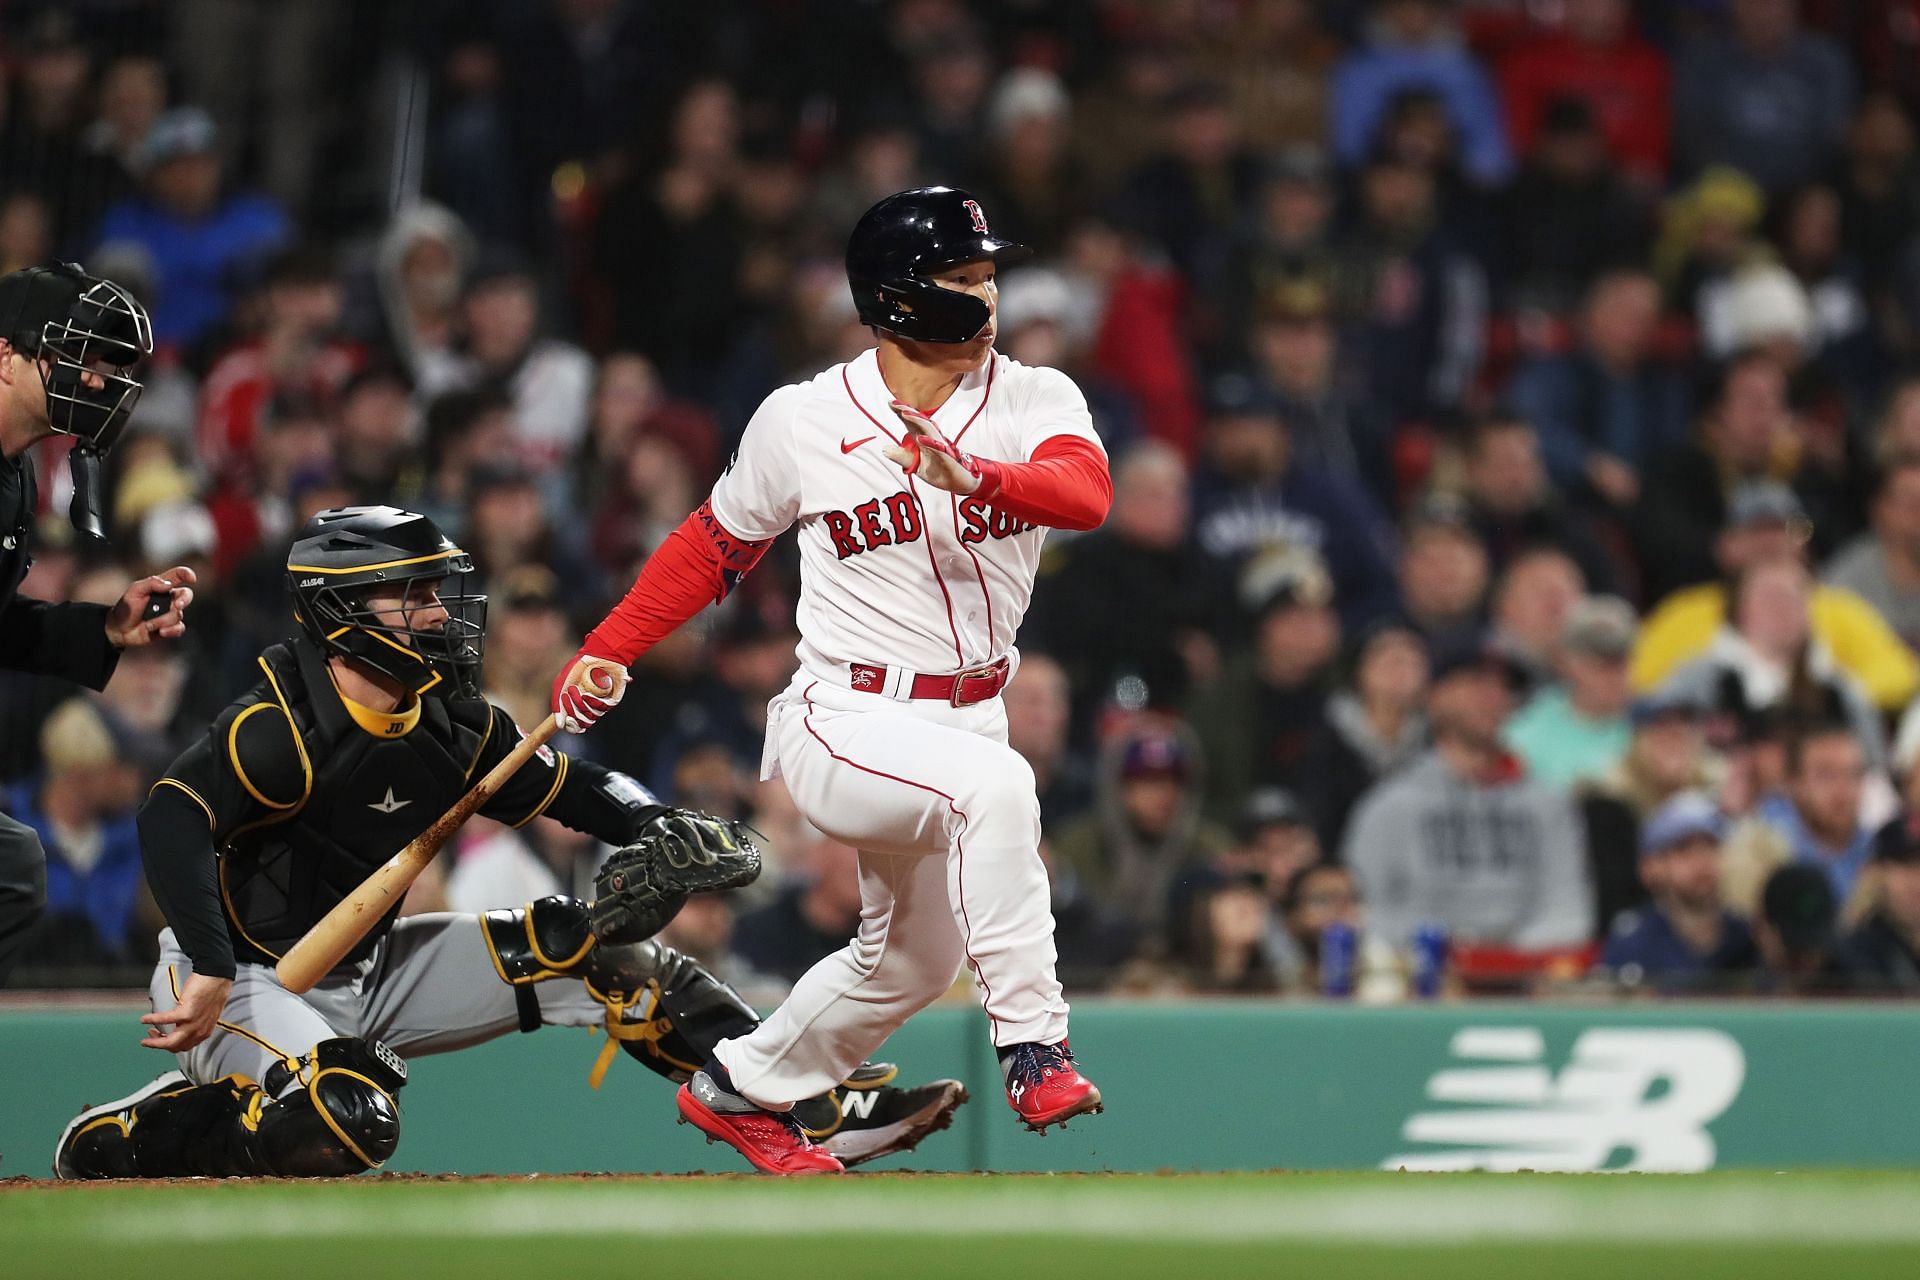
xmin=140 ymin=637 xmax=655 ymax=978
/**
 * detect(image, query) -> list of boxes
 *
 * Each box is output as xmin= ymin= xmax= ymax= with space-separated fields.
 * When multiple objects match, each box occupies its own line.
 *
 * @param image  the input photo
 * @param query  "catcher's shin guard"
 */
xmin=54 ymin=1038 xmax=406 ymax=1179
xmin=481 ymin=896 xmax=759 ymax=1086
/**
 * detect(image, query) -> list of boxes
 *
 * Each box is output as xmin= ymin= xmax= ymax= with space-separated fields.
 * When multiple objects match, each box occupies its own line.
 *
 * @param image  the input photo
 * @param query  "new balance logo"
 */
xmin=1384 ymin=1027 xmax=1746 ymax=1172
xmin=841 ymin=1090 xmax=880 ymax=1121
xmin=369 ymin=787 xmax=411 ymax=814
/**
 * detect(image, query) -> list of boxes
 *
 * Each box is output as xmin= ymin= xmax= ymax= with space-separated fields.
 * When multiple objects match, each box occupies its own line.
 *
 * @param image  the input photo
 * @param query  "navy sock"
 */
xmin=702 ymin=1057 xmax=738 ymax=1094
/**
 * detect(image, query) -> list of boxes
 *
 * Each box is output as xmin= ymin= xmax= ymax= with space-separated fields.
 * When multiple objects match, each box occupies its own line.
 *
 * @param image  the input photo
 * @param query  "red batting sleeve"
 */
xmin=581 ymin=499 xmax=771 ymax=665
xmin=970 ymin=435 xmax=1112 ymax=532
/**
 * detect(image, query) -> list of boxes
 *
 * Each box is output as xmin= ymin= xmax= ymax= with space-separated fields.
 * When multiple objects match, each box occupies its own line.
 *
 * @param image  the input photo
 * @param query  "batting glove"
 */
xmin=554 ymin=652 xmax=629 ymax=733
xmin=885 ymin=400 xmax=1003 ymax=498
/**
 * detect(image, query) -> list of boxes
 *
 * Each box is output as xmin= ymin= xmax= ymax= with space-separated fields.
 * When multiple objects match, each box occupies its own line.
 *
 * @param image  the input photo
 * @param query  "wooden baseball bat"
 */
xmin=275 ymin=714 xmax=562 ymax=993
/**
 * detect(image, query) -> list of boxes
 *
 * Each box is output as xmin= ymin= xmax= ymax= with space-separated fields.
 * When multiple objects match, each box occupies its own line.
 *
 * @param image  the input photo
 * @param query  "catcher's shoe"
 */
xmin=677 ymin=1070 xmax=844 ymax=1175
xmin=818 ymin=1079 xmax=969 ymax=1168
xmin=54 ymin=1070 xmax=190 ymax=1179
xmin=1001 ymin=1040 xmax=1103 ymax=1133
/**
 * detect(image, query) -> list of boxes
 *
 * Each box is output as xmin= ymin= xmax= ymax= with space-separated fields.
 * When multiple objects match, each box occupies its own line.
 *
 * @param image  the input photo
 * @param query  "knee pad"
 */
xmin=259 ymin=1037 xmax=408 ymax=1175
xmin=481 ymin=896 xmax=594 ymax=984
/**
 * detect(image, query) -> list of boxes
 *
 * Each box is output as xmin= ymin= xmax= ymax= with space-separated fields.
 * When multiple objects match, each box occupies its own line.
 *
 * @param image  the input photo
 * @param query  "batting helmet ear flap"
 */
xmin=857 ymin=274 xmax=993 ymax=345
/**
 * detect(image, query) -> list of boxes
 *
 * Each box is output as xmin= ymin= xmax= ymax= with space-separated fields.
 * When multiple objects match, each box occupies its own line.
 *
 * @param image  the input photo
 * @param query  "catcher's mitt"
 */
xmin=590 ymin=810 xmax=763 ymax=943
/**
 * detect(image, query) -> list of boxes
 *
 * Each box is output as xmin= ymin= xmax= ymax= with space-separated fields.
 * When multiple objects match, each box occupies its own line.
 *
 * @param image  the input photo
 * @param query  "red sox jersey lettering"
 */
xmin=708 ymin=347 xmax=1103 ymax=678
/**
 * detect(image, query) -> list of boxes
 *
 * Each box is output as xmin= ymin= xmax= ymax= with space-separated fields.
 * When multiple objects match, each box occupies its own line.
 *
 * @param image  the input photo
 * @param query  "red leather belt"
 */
xmin=849 ymin=656 xmax=1011 ymax=706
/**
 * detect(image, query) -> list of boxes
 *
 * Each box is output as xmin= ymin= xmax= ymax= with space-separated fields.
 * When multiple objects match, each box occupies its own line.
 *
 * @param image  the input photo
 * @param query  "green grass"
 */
xmin=7 ymin=1171 xmax=1920 ymax=1280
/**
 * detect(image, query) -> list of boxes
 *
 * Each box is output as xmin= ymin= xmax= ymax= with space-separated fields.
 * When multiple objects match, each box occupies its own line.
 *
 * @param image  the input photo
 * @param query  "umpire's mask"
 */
xmin=0 ymin=263 xmax=154 ymax=540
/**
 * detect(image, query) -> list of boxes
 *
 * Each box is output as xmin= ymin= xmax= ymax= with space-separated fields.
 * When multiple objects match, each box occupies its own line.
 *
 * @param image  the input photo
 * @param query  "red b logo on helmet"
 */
xmin=962 ymin=199 xmax=988 ymax=234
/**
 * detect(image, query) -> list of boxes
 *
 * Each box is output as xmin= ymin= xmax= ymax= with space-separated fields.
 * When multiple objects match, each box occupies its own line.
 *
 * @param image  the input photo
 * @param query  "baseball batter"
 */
xmin=554 ymin=187 xmax=1110 ymax=1173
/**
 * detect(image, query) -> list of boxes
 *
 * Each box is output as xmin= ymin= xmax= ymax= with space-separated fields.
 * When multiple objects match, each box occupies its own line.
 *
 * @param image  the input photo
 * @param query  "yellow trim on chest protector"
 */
xmin=329 ymin=673 xmax=423 ymax=738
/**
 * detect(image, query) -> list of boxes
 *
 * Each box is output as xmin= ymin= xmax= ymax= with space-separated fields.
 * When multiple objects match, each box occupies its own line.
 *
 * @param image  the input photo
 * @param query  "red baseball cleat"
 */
xmin=1001 ymin=1039 xmax=1103 ymax=1133
xmin=677 ymin=1071 xmax=845 ymax=1175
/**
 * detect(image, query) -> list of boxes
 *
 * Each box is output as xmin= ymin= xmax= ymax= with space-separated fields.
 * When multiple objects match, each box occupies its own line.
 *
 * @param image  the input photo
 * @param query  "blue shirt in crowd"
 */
xmin=4 ymin=782 xmax=146 ymax=958
xmin=1754 ymin=793 xmax=1876 ymax=907
xmin=94 ymin=192 xmax=289 ymax=346
xmin=1602 ymin=904 xmax=1758 ymax=983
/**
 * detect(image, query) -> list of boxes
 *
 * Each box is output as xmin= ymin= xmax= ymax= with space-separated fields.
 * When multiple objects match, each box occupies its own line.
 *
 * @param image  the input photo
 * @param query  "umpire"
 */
xmin=0 ymin=263 xmax=195 ymax=984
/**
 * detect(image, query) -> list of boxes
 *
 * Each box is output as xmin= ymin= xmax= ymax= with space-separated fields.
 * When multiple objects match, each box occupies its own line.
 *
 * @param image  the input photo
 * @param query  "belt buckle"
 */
xmin=950 ymin=664 xmax=1000 ymax=707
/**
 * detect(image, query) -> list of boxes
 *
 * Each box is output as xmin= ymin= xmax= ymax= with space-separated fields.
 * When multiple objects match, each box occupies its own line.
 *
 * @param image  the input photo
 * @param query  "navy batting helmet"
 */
xmin=846 ymin=186 xmax=1029 ymax=344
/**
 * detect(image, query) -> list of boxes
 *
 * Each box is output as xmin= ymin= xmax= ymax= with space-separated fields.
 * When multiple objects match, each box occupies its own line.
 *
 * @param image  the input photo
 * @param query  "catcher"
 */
xmin=54 ymin=506 xmax=964 ymax=1178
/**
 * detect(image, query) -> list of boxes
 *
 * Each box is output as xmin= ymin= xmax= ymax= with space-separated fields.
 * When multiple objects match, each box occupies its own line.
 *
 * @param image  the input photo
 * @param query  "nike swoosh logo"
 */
xmin=840 ymin=436 xmax=875 ymax=454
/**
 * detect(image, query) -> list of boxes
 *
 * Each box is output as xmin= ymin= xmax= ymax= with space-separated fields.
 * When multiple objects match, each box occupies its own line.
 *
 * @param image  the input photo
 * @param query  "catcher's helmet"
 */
xmin=846 ymin=186 xmax=1029 ymax=344
xmin=286 ymin=506 xmax=487 ymax=698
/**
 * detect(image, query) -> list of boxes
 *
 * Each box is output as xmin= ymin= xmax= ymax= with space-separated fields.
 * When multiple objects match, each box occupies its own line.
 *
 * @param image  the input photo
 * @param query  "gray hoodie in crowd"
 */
xmin=1341 ymin=750 xmax=1593 ymax=951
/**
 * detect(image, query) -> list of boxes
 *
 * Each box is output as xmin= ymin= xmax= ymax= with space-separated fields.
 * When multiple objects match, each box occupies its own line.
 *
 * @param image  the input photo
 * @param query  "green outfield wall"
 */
xmin=4 ymin=999 xmax=1917 ymax=1177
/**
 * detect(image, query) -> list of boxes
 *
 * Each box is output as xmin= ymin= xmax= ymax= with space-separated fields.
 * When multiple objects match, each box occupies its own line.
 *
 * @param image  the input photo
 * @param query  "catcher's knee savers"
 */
xmin=482 ymin=895 xmax=759 ymax=1087
xmin=58 ymin=1037 xmax=406 ymax=1179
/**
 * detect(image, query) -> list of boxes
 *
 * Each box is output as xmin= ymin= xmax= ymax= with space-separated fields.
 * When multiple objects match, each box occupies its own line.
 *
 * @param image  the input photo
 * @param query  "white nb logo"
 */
xmin=1383 ymin=1026 xmax=1746 ymax=1172
xmin=368 ymin=787 xmax=412 ymax=815
xmin=840 ymin=1090 xmax=880 ymax=1121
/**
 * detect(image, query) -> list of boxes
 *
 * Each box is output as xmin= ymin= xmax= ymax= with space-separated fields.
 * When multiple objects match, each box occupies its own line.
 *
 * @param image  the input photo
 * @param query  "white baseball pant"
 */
xmin=714 ymin=672 xmax=1070 ymax=1108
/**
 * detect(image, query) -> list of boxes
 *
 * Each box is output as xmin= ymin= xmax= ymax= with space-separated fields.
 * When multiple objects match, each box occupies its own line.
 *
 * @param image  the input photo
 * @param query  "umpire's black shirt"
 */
xmin=0 ymin=448 xmax=119 ymax=688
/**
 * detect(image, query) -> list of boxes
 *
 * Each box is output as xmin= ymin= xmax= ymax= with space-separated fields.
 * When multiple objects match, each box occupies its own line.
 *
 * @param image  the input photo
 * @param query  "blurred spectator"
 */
xmin=1052 ymin=727 xmax=1234 ymax=960
xmin=424 ymin=34 xmax=519 ymax=246
xmin=1332 ymin=153 xmax=1487 ymax=422
xmin=994 ymin=269 xmax=1142 ymax=454
xmin=1291 ymin=620 xmax=1430 ymax=849
xmin=1003 ymin=653 xmax=1095 ymax=832
xmin=0 ymin=11 xmax=126 ymax=244
xmin=1222 ymin=147 xmax=1339 ymax=353
xmin=655 ymin=892 xmax=774 ymax=996
xmin=1634 ymin=481 xmax=1920 ymax=710
xmin=643 ymin=597 xmax=799 ymax=795
xmin=1191 ymin=550 xmax=1343 ymax=819
xmin=196 ymin=246 xmax=360 ymax=483
xmin=1497 ymin=0 xmax=1671 ymax=186
xmin=1836 ymin=92 xmax=1920 ymax=297
xmin=374 ymin=202 xmax=474 ymax=385
xmin=1770 ymin=183 xmax=1878 ymax=396
xmin=4 ymin=701 xmax=149 ymax=970
xmin=901 ymin=24 xmax=994 ymax=176
xmin=482 ymin=567 xmax=574 ymax=732
xmin=964 ymin=68 xmax=1083 ymax=256
xmin=1493 ymin=96 xmax=1649 ymax=314
xmin=1460 ymin=417 xmax=1618 ymax=592
xmin=732 ymin=831 xmax=862 ymax=985
xmin=1397 ymin=496 xmax=1490 ymax=650
xmin=83 ymin=53 xmax=166 ymax=181
xmin=334 ymin=365 xmax=421 ymax=501
xmin=1197 ymin=0 xmax=1338 ymax=155
xmin=1824 ymin=457 xmax=1920 ymax=650
xmin=1503 ymin=269 xmax=1689 ymax=510
xmin=1071 ymin=213 xmax=1203 ymax=452
xmin=167 ymin=0 xmax=338 ymax=215
xmin=1224 ymin=787 xmax=1327 ymax=897
xmin=93 ymin=106 xmax=290 ymax=350
xmin=1344 ymin=636 xmax=1593 ymax=950
xmin=1242 ymin=280 xmax=1397 ymax=505
xmin=1120 ymin=81 xmax=1262 ymax=291
xmin=1672 ymin=0 xmax=1856 ymax=194
xmin=1579 ymin=688 xmax=1725 ymax=934
xmin=411 ymin=388 xmax=516 ymax=537
xmin=1755 ymin=861 xmax=1847 ymax=992
xmin=1653 ymin=166 xmax=1769 ymax=318
xmin=1635 ymin=355 xmax=1844 ymax=597
xmin=1487 ymin=547 xmax=1586 ymax=692
xmin=1840 ymin=815 xmax=1920 ymax=990
xmin=443 ymin=818 xmax=562 ymax=914
xmin=1598 ymin=791 xmax=1757 ymax=989
xmin=426 ymin=256 xmax=595 ymax=471
xmin=1329 ymin=0 xmax=1511 ymax=186
xmin=1030 ymin=442 xmax=1225 ymax=728
xmin=1184 ymin=861 xmax=1400 ymax=997
xmin=1189 ymin=371 xmax=1400 ymax=631
xmin=0 ymin=193 xmax=54 ymax=276
xmin=1723 ymin=721 xmax=1877 ymax=921
xmin=1505 ymin=595 xmax=1637 ymax=789
xmin=1663 ymin=557 xmax=1887 ymax=770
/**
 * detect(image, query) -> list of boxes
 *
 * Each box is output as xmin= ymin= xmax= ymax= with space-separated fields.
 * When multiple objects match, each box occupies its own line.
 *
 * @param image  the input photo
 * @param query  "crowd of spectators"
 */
xmin=8 ymin=0 xmax=1920 ymax=1001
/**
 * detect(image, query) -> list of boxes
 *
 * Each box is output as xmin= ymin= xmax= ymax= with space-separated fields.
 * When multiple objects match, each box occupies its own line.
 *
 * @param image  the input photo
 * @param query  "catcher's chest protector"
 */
xmin=219 ymin=640 xmax=491 ymax=967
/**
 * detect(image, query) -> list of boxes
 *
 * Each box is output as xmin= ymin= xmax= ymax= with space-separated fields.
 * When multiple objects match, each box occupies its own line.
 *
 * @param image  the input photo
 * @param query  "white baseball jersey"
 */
xmin=709 ymin=346 xmax=1103 ymax=683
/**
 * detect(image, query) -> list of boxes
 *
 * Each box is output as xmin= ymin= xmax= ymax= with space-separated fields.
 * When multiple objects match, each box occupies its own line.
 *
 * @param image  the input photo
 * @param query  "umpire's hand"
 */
xmin=106 ymin=566 xmax=197 ymax=648
xmin=140 ymin=973 xmax=232 ymax=1052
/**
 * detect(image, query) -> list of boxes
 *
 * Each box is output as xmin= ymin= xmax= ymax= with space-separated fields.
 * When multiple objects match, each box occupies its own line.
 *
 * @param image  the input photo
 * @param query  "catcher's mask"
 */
xmin=0 ymin=262 xmax=154 ymax=539
xmin=286 ymin=506 xmax=488 ymax=698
